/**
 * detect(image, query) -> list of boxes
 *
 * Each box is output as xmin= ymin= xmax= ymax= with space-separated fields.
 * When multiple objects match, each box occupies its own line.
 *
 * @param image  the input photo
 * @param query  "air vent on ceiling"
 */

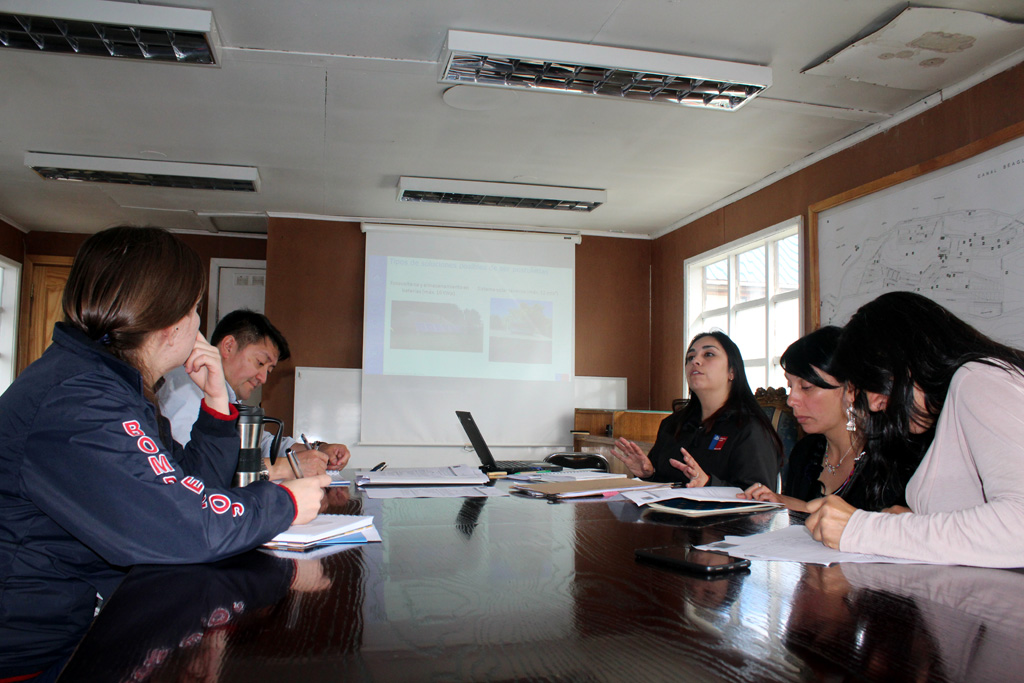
xmin=25 ymin=153 xmax=260 ymax=192
xmin=398 ymin=177 xmax=605 ymax=212
xmin=201 ymin=213 xmax=269 ymax=234
xmin=0 ymin=0 xmax=218 ymax=64
xmin=440 ymin=30 xmax=771 ymax=111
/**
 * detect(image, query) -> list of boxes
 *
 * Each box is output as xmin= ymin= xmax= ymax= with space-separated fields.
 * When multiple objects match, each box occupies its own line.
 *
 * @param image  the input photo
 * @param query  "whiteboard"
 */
xmin=293 ymin=367 xmax=627 ymax=468
xmin=574 ymin=376 xmax=627 ymax=410
xmin=816 ymin=132 xmax=1024 ymax=345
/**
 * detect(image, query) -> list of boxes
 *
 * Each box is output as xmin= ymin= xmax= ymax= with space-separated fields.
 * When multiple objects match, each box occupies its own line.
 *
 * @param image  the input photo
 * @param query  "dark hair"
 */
xmin=781 ymin=326 xmax=842 ymax=389
xmin=783 ymin=324 xmax=910 ymax=509
xmin=63 ymin=226 xmax=204 ymax=377
xmin=832 ymin=291 xmax=1024 ymax=456
xmin=211 ymin=309 xmax=291 ymax=362
xmin=677 ymin=331 xmax=784 ymax=460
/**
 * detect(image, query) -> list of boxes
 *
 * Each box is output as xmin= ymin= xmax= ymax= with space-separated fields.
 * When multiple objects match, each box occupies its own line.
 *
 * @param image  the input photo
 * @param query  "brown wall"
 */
xmin=262 ymin=219 xmax=366 ymax=423
xmin=20 ymin=230 xmax=267 ymax=337
xmin=575 ymin=235 xmax=651 ymax=409
xmin=261 ymin=220 xmax=656 ymax=424
xmin=649 ymin=61 xmax=1024 ymax=410
xmin=0 ymin=219 xmax=24 ymax=263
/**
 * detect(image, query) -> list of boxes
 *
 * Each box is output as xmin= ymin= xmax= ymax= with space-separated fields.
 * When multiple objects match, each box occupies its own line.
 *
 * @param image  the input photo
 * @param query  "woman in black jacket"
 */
xmin=612 ymin=330 xmax=781 ymax=490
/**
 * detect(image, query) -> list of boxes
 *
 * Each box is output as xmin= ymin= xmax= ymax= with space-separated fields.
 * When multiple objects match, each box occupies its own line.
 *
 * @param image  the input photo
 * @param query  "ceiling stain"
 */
xmin=909 ymin=31 xmax=976 ymax=53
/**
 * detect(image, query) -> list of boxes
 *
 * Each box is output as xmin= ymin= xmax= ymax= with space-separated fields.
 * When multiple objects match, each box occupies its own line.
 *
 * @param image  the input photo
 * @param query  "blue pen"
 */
xmin=370 ymin=461 xmax=387 ymax=472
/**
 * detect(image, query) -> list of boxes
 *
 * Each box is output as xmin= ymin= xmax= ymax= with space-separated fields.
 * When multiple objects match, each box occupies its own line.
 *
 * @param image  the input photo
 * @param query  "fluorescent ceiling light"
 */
xmin=398 ymin=177 xmax=605 ymax=212
xmin=0 ymin=0 xmax=219 ymax=64
xmin=440 ymin=30 xmax=771 ymax=111
xmin=25 ymin=153 xmax=260 ymax=192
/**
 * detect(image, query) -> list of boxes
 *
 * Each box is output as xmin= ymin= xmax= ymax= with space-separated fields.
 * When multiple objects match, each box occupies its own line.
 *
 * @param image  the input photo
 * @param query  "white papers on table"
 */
xmin=696 ymin=524 xmax=943 ymax=566
xmin=262 ymin=525 xmax=382 ymax=558
xmin=327 ymin=470 xmax=351 ymax=486
xmin=506 ymin=471 xmax=627 ymax=483
xmin=620 ymin=486 xmax=784 ymax=516
xmin=264 ymin=514 xmax=374 ymax=551
xmin=510 ymin=478 xmax=661 ymax=499
xmin=354 ymin=465 xmax=488 ymax=486
xmin=363 ymin=486 xmax=510 ymax=499
xmin=622 ymin=486 xmax=778 ymax=506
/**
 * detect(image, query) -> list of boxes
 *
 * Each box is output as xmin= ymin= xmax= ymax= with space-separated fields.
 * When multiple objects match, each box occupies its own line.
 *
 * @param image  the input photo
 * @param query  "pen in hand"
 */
xmin=300 ymin=433 xmax=313 ymax=450
xmin=285 ymin=447 xmax=304 ymax=479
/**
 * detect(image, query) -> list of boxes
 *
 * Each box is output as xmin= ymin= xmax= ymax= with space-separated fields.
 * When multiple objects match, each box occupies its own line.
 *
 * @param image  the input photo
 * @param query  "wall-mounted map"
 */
xmin=817 ymin=131 xmax=1024 ymax=346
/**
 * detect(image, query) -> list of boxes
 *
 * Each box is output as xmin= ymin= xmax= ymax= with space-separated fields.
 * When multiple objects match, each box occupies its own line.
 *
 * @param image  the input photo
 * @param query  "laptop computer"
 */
xmin=456 ymin=410 xmax=561 ymax=474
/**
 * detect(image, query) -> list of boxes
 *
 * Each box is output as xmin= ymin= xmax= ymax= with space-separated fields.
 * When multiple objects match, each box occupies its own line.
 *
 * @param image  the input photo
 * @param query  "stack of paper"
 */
xmin=697 ymin=525 xmax=940 ymax=566
xmin=621 ymin=486 xmax=783 ymax=517
xmin=506 ymin=471 xmax=627 ymax=483
xmin=326 ymin=470 xmax=351 ymax=487
xmin=354 ymin=465 xmax=488 ymax=486
xmin=511 ymin=477 xmax=662 ymax=500
xmin=263 ymin=514 xmax=377 ymax=552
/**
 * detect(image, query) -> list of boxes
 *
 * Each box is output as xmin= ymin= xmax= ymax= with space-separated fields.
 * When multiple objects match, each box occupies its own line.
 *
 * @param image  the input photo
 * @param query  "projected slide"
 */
xmin=361 ymin=227 xmax=576 ymax=446
xmin=365 ymin=254 xmax=572 ymax=382
xmin=489 ymin=298 xmax=552 ymax=364
xmin=390 ymin=301 xmax=484 ymax=352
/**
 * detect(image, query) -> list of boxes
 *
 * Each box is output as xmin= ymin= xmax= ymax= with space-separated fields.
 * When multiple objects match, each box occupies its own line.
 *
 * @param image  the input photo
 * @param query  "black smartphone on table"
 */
xmin=635 ymin=545 xmax=750 ymax=575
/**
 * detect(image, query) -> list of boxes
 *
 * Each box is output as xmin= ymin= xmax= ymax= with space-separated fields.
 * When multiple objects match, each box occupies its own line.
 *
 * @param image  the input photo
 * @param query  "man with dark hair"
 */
xmin=158 ymin=310 xmax=349 ymax=478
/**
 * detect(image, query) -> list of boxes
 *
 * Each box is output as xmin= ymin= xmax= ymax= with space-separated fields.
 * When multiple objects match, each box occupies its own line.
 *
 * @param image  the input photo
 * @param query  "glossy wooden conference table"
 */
xmin=59 ymin=482 xmax=1024 ymax=682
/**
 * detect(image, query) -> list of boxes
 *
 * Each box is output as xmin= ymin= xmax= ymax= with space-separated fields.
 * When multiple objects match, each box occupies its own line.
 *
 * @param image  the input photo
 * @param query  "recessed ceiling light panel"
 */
xmin=0 ymin=0 xmax=218 ymax=64
xmin=399 ymin=177 xmax=605 ymax=212
xmin=441 ymin=30 xmax=771 ymax=111
xmin=25 ymin=153 xmax=259 ymax=192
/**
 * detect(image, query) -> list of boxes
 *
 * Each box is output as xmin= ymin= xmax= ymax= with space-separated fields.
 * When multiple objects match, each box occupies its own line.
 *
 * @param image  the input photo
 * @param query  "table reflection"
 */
xmin=46 ymin=487 xmax=1024 ymax=682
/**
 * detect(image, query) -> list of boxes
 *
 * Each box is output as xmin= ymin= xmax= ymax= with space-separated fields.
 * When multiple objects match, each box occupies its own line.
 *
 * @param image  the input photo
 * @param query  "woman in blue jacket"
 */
xmin=0 ymin=226 xmax=329 ymax=682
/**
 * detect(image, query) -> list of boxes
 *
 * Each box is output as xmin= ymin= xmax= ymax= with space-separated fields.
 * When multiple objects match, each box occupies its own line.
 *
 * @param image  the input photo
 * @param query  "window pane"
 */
xmin=699 ymin=313 xmax=727 ymax=336
xmin=703 ymin=259 xmax=728 ymax=310
xmin=776 ymin=234 xmax=799 ymax=294
xmin=737 ymin=247 xmax=766 ymax=303
xmin=771 ymin=297 xmax=799 ymax=360
xmin=744 ymin=360 xmax=767 ymax=392
xmin=733 ymin=305 xmax=766 ymax=361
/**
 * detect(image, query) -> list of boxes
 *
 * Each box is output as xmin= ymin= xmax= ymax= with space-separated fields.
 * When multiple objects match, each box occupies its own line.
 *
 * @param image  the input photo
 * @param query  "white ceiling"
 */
xmin=2 ymin=0 xmax=1024 ymax=238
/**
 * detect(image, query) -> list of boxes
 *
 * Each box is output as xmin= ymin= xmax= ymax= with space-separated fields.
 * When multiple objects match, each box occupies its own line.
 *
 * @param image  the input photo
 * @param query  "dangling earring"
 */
xmin=846 ymin=405 xmax=857 ymax=433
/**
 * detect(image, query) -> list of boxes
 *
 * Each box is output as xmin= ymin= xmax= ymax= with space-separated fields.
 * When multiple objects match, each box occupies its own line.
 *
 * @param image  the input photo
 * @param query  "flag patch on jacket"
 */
xmin=709 ymin=435 xmax=728 ymax=451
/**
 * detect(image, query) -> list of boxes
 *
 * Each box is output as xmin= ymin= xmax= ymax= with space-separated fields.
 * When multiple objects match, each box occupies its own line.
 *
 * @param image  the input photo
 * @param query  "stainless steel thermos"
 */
xmin=233 ymin=404 xmax=284 ymax=487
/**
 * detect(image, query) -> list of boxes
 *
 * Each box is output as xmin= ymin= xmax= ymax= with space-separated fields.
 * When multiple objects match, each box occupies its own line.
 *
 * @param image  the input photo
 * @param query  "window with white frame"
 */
xmin=684 ymin=218 xmax=801 ymax=392
xmin=0 ymin=255 xmax=21 ymax=393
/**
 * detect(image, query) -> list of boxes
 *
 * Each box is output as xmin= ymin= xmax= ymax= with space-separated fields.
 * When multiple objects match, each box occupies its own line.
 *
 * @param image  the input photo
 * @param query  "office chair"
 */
xmin=544 ymin=452 xmax=609 ymax=471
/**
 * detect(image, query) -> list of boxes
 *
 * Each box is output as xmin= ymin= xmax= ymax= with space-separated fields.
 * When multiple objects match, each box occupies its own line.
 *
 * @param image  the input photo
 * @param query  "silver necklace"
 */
xmin=822 ymin=441 xmax=857 ymax=476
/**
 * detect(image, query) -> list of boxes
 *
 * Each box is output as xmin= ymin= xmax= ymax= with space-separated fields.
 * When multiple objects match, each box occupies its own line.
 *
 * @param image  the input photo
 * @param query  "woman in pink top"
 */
xmin=805 ymin=291 xmax=1024 ymax=567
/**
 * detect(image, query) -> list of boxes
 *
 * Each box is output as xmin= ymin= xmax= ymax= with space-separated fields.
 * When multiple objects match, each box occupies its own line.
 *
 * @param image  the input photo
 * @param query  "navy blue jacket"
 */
xmin=0 ymin=323 xmax=295 ymax=677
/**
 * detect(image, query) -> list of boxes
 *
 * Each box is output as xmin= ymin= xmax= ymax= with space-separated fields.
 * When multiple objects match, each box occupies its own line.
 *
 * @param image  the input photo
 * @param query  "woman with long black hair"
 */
xmin=612 ymin=331 xmax=781 ymax=490
xmin=805 ymin=291 xmax=1024 ymax=567
xmin=742 ymin=326 xmax=912 ymax=511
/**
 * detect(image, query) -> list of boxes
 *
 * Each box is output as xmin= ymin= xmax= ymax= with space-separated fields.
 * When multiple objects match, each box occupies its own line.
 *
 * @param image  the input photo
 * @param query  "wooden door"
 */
xmin=18 ymin=255 xmax=74 ymax=374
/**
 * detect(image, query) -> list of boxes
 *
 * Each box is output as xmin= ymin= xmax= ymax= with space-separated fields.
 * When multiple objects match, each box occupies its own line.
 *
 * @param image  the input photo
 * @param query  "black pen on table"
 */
xmin=285 ymin=447 xmax=304 ymax=479
xmin=370 ymin=461 xmax=387 ymax=472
